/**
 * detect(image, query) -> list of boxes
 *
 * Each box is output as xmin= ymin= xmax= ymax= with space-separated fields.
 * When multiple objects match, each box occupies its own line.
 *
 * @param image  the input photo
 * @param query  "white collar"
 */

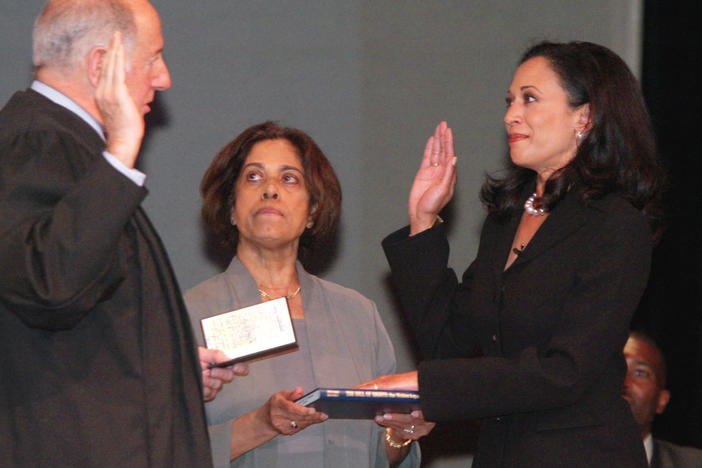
xmin=643 ymin=433 xmax=653 ymax=465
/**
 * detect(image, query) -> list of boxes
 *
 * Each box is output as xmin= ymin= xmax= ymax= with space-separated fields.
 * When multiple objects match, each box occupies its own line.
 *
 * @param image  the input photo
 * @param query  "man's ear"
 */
xmin=656 ymin=389 xmax=671 ymax=415
xmin=87 ymin=46 xmax=107 ymax=87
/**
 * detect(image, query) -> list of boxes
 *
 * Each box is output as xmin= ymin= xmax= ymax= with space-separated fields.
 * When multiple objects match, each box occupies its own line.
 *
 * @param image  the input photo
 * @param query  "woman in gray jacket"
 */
xmin=185 ymin=122 xmax=433 ymax=468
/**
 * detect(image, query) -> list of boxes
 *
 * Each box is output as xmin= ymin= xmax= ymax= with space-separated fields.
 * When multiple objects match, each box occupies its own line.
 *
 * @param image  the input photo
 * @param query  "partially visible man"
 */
xmin=623 ymin=331 xmax=702 ymax=468
xmin=0 ymin=1 xmax=242 ymax=466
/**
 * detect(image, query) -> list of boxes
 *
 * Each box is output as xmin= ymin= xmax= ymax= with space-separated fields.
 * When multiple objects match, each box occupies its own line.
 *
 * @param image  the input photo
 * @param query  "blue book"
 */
xmin=295 ymin=387 xmax=421 ymax=419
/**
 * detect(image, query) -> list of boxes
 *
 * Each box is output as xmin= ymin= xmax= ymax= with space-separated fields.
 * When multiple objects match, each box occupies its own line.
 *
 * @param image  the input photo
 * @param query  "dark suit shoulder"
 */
xmin=0 ymin=90 xmax=106 ymax=187
xmin=0 ymin=89 xmax=103 ymax=153
xmin=587 ymin=193 xmax=652 ymax=241
xmin=587 ymin=192 xmax=642 ymax=216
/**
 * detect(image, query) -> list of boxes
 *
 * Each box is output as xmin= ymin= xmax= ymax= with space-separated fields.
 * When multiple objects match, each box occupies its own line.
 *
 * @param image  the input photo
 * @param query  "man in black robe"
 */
xmin=0 ymin=1 xmax=243 ymax=466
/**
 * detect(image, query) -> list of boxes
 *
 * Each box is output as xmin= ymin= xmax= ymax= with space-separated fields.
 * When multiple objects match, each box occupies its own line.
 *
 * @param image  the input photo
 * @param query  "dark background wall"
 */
xmin=634 ymin=0 xmax=702 ymax=448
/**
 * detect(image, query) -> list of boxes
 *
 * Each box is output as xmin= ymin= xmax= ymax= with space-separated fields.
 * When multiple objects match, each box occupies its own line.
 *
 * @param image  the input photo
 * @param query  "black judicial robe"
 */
xmin=383 ymin=190 xmax=650 ymax=467
xmin=0 ymin=89 xmax=212 ymax=467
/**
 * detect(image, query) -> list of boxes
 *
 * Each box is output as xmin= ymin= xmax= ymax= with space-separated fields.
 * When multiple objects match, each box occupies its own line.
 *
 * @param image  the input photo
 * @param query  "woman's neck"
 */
xmin=236 ymin=241 xmax=300 ymax=292
xmin=535 ymin=176 xmax=547 ymax=197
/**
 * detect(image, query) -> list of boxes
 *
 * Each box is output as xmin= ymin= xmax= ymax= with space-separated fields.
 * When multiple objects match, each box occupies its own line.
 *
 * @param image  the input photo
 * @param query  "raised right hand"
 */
xmin=95 ymin=31 xmax=144 ymax=168
xmin=408 ymin=121 xmax=457 ymax=235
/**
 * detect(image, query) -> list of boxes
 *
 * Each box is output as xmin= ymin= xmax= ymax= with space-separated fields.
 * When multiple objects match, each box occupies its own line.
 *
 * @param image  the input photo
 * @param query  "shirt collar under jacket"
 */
xmin=31 ymin=80 xmax=105 ymax=141
xmin=643 ymin=433 xmax=653 ymax=465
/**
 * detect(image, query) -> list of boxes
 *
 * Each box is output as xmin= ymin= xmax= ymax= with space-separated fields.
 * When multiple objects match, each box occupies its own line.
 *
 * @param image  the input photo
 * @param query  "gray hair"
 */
xmin=33 ymin=0 xmax=136 ymax=71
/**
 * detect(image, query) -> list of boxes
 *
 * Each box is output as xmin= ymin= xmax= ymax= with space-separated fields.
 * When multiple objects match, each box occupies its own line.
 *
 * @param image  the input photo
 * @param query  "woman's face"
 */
xmin=504 ymin=56 xmax=588 ymax=181
xmin=231 ymin=139 xmax=311 ymax=251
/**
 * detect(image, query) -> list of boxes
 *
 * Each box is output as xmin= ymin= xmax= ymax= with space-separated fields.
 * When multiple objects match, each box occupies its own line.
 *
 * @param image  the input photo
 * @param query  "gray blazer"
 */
xmin=185 ymin=257 xmax=419 ymax=468
xmin=652 ymin=438 xmax=702 ymax=468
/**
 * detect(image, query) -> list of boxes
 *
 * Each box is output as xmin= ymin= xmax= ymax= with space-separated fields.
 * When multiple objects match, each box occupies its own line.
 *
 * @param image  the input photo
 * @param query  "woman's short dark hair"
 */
xmin=481 ymin=41 xmax=663 ymax=235
xmin=201 ymin=121 xmax=342 ymax=252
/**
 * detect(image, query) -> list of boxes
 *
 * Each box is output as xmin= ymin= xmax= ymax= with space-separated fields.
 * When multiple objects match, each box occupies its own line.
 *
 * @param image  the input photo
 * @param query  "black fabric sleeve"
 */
xmin=0 ymin=130 xmax=146 ymax=330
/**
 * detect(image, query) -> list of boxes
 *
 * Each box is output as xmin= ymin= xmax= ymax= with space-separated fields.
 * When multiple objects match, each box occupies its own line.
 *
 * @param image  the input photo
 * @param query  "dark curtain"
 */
xmin=633 ymin=0 xmax=702 ymax=448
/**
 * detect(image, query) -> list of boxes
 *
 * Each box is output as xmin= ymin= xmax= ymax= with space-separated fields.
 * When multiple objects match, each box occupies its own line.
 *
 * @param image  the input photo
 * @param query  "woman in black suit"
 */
xmin=360 ymin=41 xmax=663 ymax=467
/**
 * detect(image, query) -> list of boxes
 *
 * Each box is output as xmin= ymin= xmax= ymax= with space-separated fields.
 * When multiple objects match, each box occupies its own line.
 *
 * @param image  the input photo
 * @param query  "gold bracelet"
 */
xmin=385 ymin=427 xmax=412 ymax=448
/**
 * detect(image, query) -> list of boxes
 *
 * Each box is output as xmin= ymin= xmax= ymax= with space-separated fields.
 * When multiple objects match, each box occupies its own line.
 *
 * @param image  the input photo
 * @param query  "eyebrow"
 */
xmin=629 ymin=359 xmax=654 ymax=370
xmin=505 ymin=85 xmax=542 ymax=95
xmin=243 ymin=162 xmax=304 ymax=173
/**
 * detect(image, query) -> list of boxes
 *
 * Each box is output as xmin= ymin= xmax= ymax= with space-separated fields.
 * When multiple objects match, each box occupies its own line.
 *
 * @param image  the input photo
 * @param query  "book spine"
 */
xmin=322 ymin=389 xmax=419 ymax=400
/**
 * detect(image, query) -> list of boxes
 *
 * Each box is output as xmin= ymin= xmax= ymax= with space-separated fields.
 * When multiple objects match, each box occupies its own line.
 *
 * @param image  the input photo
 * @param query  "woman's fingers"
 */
xmin=268 ymin=389 xmax=328 ymax=435
xmin=375 ymin=410 xmax=436 ymax=440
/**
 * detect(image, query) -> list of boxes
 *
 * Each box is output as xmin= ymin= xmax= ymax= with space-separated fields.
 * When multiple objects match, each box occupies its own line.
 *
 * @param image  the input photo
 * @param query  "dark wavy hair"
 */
xmin=200 ymin=121 xmax=342 ymax=253
xmin=480 ymin=41 xmax=663 ymax=236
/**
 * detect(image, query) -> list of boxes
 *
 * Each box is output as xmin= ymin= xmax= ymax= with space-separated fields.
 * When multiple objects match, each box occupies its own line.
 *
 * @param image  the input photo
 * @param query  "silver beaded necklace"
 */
xmin=524 ymin=192 xmax=547 ymax=216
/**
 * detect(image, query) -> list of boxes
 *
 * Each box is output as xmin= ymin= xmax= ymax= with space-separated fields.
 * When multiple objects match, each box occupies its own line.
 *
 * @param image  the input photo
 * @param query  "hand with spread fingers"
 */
xmin=94 ymin=31 xmax=144 ymax=168
xmin=408 ymin=121 xmax=457 ymax=235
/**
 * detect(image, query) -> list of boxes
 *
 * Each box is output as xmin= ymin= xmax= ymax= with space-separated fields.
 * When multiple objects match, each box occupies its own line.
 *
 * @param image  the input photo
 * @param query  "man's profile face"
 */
xmin=622 ymin=336 xmax=669 ymax=433
xmin=124 ymin=1 xmax=171 ymax=115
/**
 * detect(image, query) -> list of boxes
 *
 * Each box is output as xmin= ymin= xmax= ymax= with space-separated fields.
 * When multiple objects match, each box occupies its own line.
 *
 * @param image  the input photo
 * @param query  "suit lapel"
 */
xmin=507 ymin=189 xmax=588 ymax=269
xmin=492 ymin=210 xmax=522 ymax=275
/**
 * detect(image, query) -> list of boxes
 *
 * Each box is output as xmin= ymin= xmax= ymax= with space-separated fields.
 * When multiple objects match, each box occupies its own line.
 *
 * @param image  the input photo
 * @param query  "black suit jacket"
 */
xmin=383 ymin=189 xmax=651 ymax=467
xmin=0 ymin=89 xmax=211 ymax=467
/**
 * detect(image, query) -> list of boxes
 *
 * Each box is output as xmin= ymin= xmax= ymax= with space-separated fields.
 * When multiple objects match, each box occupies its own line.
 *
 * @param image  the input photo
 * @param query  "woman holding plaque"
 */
xmin=185 ymin=121 xmax=433 ymax=468
xmin=360 ymin=41 xmax=663 ymax=467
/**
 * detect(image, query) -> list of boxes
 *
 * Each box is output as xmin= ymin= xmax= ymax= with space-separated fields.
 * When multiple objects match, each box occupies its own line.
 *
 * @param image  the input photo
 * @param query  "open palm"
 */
xmin=408 ymin=121 xmax=457 ymax=235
